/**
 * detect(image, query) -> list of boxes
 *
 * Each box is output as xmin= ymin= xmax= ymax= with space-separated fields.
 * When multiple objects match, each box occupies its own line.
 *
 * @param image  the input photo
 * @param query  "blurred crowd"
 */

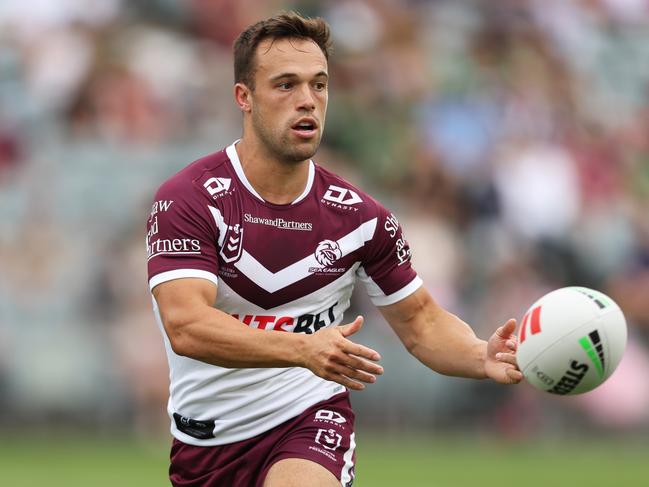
xmin=1 ymin=0 xmax=649 ymax=437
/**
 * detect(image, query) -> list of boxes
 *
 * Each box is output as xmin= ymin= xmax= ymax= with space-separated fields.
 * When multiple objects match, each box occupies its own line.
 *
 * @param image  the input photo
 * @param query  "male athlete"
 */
xmin=147 ymin=11 xmax=522 ymax=487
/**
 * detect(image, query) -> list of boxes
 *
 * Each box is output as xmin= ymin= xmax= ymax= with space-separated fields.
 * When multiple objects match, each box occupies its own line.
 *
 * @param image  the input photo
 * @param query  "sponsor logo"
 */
xmin=203 ymin=177 xmax=233 ymax=199
xmin=384 ymin=213 xmax=400 ymax=238
xmin=243 ymin=213 xmax=312 ymax=231
xmin=172 ymin=413 xmax=215 ymax=440
xmin=315 ymin=410 xmax=347 ymax=425
xmin=531 ymin=365 xmax=555 ymax=387
xmin=395 ymin=237 xmax=411 ymax=266
xmin=147 ymin=200 xmax=174 ymax=245
xmin=574 ymin=287 xmax=610 ymax=310
xmin=146 ymin=215 xmax=160 ymax=242
xmin=147 ymin=237 xmax=201 ymax=260
xmin=315 ymin=428 xmax=342 ymax=451
xmin=384 ymin=213 xmax=412 ymax=266
xmin=146 ymin=200 xmax=199 ymax=260
xmin=322 ymin=185 xmax=362 ymax=212
xmin=220 ymin=223 xmax=243 ymax=263
xmin=579 ymin=330 xmax=605 ymax=378
xmin=549 ymin=360 xmax=589 ymax=395
xmin=519 ymin=306 xmax=542 ymax=343
xmin=148 ymin=200 xmax=174 ymax=223
xmin=231 ymin=302 xmax=337 ymax=335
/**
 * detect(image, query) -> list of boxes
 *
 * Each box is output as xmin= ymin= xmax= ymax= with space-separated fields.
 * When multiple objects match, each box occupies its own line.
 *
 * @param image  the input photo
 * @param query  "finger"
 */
xmin=339 ymin=316 xmax=364 ymax=338
xmin=341 ymin=353 xmax=384 ymax=375
xmin=340 ymin=338 xmax=381 ymax=362
xmin=496 ymin=319 xmax=517 ymax=339
xmin=506 ymin=368 xmax=524 ymax=383
xmin=326 ymin=360 xmax=378 ymax=387
xmin=506 ymin=339 xmax=517 ymax=351
xmin=330 ymin=372 xmax=366 ymax=391
xmin=340 ymin=364 xmax=377 ymax=384
xmin=495 ymin=352 xmax=519 ymax=367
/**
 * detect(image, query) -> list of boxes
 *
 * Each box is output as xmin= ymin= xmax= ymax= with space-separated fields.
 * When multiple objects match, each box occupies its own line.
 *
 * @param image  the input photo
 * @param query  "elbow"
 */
xmin=168 ymin=330 xmax=191 ymax=357
xmin=401 ymin=331 xmax=420 ymax=357
xmin=162 ymin=315 xmax=194 ymax=358
xmin=166 ymin=327 xmax=190 ymax=357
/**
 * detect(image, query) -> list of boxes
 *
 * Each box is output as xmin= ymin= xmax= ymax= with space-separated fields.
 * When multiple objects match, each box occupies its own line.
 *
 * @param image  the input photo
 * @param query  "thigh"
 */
xmin=259 ymin=392 xmax=356 ymax=487
xmin=263 ymin=458 xmax=339 ymax=487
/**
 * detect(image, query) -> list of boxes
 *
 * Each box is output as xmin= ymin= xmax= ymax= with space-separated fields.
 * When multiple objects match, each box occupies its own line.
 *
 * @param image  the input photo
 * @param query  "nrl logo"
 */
xmin=220 ymin=223 xmax=243 ymax=263
xmin=315 ymin=240 xmax=342 ymax=266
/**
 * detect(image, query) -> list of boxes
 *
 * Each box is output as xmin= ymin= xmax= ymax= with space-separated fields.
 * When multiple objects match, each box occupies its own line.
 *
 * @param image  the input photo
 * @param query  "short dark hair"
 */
xmin=233 ymin=11 xmax=332 ymax=89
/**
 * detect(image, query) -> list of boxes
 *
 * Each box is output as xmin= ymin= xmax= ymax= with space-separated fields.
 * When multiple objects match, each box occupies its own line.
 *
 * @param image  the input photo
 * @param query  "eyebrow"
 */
xmin=269 ymin=71 xmax=329 ymax=82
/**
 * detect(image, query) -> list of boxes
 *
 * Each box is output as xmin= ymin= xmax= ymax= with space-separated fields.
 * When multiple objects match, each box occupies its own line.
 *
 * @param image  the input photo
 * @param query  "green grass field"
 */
xmin=1 ymin=434 xmax=647 ymax=486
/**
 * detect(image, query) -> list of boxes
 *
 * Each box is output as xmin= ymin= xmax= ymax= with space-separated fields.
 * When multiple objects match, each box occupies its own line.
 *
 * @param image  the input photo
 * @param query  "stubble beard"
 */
xmin=251 ymin=110 xmax=321 ymax=165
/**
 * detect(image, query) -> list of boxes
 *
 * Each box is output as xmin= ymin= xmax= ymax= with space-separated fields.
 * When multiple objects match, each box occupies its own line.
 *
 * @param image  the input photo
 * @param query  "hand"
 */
xmin=485 ymin=319 xmax=523 ymax=385
xmin=301 ymin=316 xmax=384 ymax=390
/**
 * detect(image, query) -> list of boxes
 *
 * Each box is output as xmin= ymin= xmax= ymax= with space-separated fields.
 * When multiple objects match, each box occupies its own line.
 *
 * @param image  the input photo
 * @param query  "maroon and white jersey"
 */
xmin=147 ymin=141 xmax=422 ymax=446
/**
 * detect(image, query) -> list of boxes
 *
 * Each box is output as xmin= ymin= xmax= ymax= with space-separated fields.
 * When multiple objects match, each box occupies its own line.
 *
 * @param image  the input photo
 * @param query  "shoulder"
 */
xmin=313 ymin=164 xmax=388 ymax=220
xmin=154 ymin=148 xmax=232 ymax=205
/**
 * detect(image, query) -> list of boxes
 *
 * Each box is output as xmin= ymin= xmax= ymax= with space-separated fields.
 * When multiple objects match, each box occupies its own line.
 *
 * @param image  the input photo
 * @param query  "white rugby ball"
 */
xmin=516 ymin=287 xmax=627 ymax=395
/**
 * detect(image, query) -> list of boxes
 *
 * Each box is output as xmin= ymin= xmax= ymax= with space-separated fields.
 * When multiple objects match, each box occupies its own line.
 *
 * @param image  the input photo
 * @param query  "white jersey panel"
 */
xmin=151 ymin=267 xmax=357 ymax=446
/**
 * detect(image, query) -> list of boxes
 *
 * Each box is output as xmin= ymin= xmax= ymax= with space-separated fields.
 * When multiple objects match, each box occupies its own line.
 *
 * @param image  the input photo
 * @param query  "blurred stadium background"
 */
xmin=1 ymin=0 xmax=649 ymax=485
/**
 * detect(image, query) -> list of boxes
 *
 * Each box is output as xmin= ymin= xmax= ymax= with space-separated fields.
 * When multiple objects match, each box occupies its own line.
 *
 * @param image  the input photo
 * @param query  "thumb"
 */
xmin=497 ymin=318 xmax=517 ymax=339
xmin=340 ymin=316 xmax=364 ymax=338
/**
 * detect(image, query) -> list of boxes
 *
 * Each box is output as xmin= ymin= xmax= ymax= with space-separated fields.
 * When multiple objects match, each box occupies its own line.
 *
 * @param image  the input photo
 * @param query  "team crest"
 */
xmin=315 ymin=240 xmax=342 ymax=266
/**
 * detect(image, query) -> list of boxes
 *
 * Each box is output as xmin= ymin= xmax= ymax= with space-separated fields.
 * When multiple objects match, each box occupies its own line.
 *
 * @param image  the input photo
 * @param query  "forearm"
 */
xmin=408 ymin=307 xmax=488 ymax=379
xmin=381 ymin=287 xmax=488 ymax=379
xmin=153 ymin=279 xmax=383 ymax=390
xmin=162 ymin=304 xmax=307 ymax=369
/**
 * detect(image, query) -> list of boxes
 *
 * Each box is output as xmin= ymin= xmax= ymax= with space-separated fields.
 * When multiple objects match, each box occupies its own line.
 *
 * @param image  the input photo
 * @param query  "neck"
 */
xmin=235 ymin=136 xmax=310 ymax=205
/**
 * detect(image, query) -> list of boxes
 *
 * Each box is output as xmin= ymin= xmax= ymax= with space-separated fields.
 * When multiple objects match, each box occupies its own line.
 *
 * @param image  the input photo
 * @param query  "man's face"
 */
xmin=245 ymin=37 xmax=328 ymax=163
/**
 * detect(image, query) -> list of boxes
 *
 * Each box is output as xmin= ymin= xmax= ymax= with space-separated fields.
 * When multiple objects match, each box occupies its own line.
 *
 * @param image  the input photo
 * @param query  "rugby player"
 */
xmin=146 ymin=11 xmax=522 ymax=487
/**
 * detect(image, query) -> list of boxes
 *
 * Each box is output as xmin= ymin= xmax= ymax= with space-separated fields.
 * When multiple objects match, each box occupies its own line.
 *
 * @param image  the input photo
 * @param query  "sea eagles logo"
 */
xmin=315 ymin=240 xmax=342 ymax=266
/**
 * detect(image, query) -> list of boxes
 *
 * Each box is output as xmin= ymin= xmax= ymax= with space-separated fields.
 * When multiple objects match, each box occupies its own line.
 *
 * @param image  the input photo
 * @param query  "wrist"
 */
xmin=289 ymin=332 xmax=310 ymax=369
xmin=476 ymin=340 xmax=488 ymax=379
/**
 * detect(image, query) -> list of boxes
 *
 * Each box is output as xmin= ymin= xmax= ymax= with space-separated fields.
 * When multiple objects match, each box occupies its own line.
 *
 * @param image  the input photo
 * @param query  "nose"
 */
xmin=296 ymin=84 xmax=316 ymax=112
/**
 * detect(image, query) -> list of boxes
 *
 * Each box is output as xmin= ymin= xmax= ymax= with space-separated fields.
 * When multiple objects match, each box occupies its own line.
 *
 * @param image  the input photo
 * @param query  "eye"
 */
xmin=314 ymin=81 xmax=327 ymax=91
xmin=278 ymin=82 xmax=293 ymax=90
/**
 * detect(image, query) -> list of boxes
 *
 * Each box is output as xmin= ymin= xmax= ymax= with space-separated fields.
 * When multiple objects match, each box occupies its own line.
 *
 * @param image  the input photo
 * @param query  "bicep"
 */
xmin=152 ymin=278 xmax=217 ymax=331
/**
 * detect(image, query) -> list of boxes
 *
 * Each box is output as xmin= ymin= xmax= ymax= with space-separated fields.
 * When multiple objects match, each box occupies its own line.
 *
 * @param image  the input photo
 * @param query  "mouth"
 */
xmin=291 ymin=117 xmax=318 ymax=139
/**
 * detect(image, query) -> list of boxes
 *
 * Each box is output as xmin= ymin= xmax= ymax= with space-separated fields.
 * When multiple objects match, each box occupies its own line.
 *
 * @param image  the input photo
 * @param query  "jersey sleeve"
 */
xmin=357 ymin=203 xmax=422 ymax=306
xmin=146 ymin=180 xmax=220 ymax=291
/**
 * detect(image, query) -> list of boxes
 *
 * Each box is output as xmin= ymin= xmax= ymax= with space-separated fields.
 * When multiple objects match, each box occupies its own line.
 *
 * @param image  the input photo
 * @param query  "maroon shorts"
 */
xmin=169 ymin=392 xmax=356 ymax=487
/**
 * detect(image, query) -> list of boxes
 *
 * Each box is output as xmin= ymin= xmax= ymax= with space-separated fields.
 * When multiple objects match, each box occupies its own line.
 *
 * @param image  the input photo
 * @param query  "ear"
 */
xmin=234 ymin=82 xmax=253 ymax=113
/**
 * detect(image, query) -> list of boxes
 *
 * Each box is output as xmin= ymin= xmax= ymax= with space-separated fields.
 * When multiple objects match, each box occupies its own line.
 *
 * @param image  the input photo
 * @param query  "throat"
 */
xmin=254 ymin=163 xmax=311 ymax=204
xmin=235 ymin=139 xmax=313 ymax=204
xmin=236 ymin=147 xmax=311 ymax=205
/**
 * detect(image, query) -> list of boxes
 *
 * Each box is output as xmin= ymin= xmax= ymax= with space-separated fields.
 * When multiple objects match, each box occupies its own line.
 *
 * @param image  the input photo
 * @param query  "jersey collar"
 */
xmin=226 ymin=140 xmax=315 ymax=205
